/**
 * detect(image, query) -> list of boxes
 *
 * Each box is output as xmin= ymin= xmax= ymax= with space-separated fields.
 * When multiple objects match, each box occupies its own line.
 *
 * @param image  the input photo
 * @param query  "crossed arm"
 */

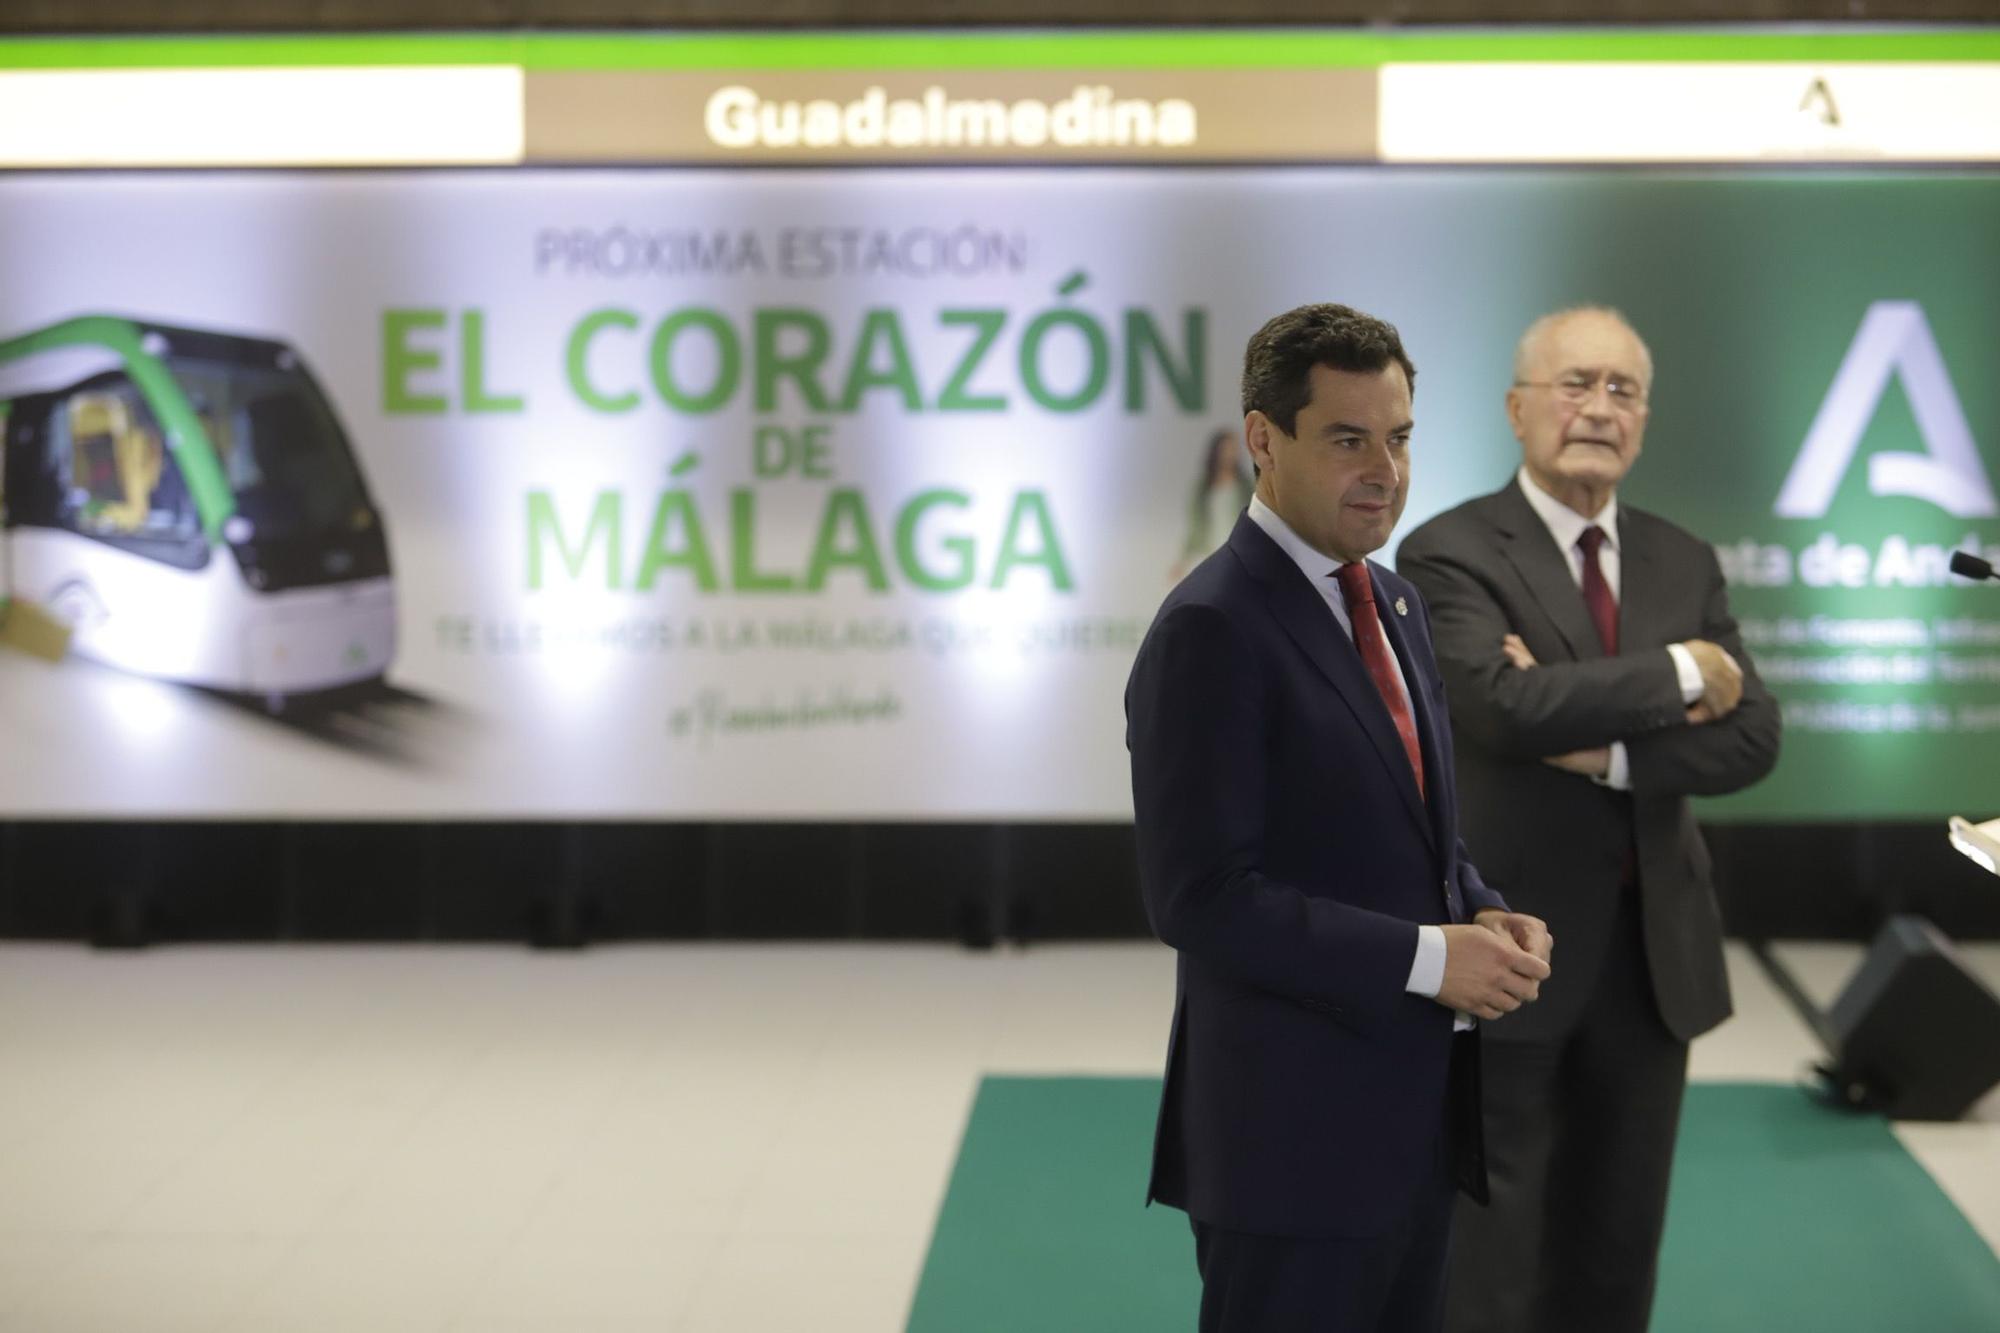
xmin=1400 ymin=542 xmax=1780 ymax=799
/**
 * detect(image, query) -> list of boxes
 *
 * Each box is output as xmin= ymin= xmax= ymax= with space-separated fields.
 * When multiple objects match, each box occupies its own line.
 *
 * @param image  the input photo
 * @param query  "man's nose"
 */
xmin=1358 ymin=439 xmax=1401 ymax=487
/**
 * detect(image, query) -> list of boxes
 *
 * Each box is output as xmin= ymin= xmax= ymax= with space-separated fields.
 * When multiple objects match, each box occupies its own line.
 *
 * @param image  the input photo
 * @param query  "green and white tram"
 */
xmin=0 ymin=316 xmax=395 ymax=697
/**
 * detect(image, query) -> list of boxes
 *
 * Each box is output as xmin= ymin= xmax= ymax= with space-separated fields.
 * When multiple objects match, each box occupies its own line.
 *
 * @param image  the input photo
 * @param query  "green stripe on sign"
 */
xmin=0 ymin=29 xmax=1997 ymax=71
xmin=908 ymin=1077 xmax=2000 ymax=1332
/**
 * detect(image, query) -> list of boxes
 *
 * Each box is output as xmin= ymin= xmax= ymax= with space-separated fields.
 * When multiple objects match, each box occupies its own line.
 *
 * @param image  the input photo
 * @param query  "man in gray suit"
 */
xmin=1397 ymin=306 xmax=1780 ymax=1333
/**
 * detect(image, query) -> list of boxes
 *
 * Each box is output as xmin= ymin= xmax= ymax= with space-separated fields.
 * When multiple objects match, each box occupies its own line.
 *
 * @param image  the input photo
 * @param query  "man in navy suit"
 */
xmin=1127 ymin=303 xmax=1555 ymax=1333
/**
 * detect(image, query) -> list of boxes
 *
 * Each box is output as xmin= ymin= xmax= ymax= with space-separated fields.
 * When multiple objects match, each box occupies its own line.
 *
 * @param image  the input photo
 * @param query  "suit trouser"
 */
xmin=1191 ymin=1165 xmax=1454 ymax=1333
xmin=1442 ymin=886 xmax=1690 ymax=1333
xmin=1189 ymin=1035 xmax=1476 ymax=1333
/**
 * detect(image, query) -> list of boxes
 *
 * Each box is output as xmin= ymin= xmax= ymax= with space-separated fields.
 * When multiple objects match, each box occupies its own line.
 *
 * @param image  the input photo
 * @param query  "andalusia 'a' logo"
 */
xmin=1774 ymin=301 xmax=1997 ymax=519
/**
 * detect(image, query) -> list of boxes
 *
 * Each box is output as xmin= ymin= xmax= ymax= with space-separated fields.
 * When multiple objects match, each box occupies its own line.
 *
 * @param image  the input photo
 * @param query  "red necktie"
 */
xmin=1578 ymin=526 xmax=1618 ymax=655
xmin=1579 ymin=525 xmax=1639 ymax=884
xmin=1333 ymin=563 xmax=1425 ymax=800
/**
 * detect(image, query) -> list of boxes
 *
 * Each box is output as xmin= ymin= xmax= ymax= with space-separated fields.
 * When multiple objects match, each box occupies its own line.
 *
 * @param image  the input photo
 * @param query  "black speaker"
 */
xmin=1824 ymin=915 xmax=2000 ymax=1121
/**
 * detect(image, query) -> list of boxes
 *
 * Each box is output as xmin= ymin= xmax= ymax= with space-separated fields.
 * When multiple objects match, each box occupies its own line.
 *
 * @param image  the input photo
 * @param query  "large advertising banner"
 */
xmin=0 ymin=169 xmax=1994 ymax=820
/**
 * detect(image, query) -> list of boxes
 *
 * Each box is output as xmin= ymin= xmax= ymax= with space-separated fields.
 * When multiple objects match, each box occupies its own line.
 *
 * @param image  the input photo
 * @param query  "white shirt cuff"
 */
xmin=1667 ymin=642 xmax=1704 ymax=704
xmin=1411 ymin=923 xmax=1475 ymax=1030
xmin=1597 ymin=740 xmax=1632 ymax=791
xmin=1406 ymin=924 xmax=1446 ymax=997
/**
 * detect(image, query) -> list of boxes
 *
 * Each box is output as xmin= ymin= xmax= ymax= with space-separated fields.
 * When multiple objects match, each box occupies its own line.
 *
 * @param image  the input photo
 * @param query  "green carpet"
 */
xmin=907 ymin=1078 xmax=2000 ymax=1333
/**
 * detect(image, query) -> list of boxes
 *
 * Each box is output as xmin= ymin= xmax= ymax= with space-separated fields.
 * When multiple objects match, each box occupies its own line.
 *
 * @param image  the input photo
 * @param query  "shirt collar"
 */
xmin=1248 ymin=493 xmax=1361 ymax=585
xmin=1516 ymin=466 xmax=1619 ymax=554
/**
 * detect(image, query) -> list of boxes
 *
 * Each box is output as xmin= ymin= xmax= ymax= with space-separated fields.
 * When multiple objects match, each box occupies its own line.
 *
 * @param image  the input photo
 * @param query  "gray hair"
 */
xmin=1511 ymin=306 xmax=1654 ymax=386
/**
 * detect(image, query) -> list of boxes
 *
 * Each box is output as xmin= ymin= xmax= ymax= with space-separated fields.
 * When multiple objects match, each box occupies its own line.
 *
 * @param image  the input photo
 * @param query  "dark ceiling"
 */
xmin=4 ymin=0 xmax=1996 ymax=33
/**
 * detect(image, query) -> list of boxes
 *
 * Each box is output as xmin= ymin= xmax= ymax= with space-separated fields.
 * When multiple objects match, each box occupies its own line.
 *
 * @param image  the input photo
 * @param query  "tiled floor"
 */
xmin=0 ymin=939 xmax=1993 ymax=1332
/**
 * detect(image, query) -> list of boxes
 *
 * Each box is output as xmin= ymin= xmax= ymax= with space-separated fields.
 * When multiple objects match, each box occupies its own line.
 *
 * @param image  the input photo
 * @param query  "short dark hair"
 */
xmin=1240 ymin=303 xmax=1417 ymax=437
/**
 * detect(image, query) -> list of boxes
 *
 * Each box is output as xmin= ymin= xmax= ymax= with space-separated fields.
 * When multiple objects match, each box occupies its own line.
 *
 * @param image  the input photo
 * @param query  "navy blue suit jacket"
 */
xmin=1127 ymin=513 xmax=1506 ymax=1239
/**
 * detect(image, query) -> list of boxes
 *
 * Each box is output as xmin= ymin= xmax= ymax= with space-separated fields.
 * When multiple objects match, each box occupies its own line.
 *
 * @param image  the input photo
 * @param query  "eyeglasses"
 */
xmin=1514 ymin=370 xmax=1648 ymax=410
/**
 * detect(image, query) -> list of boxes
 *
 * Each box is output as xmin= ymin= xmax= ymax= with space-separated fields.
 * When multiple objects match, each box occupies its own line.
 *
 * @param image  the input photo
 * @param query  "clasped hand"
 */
xmin=1437 ymin=910 xmax=1553 ymax=1021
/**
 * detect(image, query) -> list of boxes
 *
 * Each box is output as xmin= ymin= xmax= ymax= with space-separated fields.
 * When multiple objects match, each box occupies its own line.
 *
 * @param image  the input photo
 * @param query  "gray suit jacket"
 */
xmin=1398 ymin=480 xmax=1781 ymax=1043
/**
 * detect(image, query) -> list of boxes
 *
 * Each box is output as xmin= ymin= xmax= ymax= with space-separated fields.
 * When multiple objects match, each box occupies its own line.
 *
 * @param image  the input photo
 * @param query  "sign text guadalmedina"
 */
xmin=704 ymin=84 xmax=1198 ymax=152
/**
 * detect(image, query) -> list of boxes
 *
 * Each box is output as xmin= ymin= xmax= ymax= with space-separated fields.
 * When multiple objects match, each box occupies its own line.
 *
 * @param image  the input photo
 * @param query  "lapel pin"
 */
xmin=1394 ymin=596 xmax=1408 ymax=617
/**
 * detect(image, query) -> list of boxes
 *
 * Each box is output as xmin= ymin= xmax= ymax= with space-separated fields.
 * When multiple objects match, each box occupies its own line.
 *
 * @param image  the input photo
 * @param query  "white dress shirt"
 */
xmin=1245 ymin=497 xmax=1466 ymax=1025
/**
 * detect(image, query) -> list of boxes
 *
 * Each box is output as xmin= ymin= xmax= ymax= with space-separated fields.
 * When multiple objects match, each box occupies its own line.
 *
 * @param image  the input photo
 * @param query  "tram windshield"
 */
xmin=170 ymin=353 xmax=373 ymax=543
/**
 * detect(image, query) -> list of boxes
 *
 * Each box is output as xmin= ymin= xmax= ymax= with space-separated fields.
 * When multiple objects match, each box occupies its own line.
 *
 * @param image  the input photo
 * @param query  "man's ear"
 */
xmin=1503 ymin=388 xmax=1528 ymax=442
xmin=1244 ymin=410 xmax=1276 ymax=474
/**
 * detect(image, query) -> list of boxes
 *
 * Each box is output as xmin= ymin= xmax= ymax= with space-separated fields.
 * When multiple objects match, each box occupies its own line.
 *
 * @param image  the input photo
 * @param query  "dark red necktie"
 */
xmin=1578 ymin=526 xmax=1618 ymax=655
xmin=1333 ymin=564 xmax=1425 ymax=800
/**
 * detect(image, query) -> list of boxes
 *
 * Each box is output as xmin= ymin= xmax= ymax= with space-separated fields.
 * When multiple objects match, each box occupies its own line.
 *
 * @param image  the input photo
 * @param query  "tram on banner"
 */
xmin=0 ymin=316 xmax=395 ymax=702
